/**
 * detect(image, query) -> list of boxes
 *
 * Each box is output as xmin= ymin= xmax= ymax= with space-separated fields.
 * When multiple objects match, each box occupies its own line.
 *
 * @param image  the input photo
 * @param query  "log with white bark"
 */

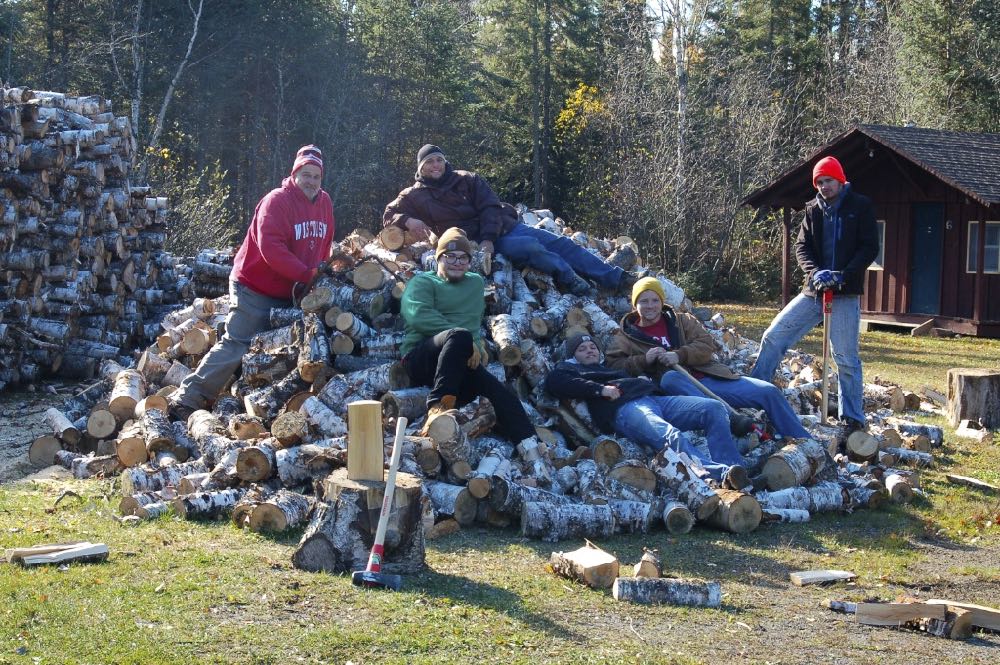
xmin=424 ymin=480 xmax=478 ymax=526
xmin=296 ymin=312 xmax=330 ymax=383
xmin=467 ymin=450 xmax=512 ymax=499
xmin=244 ymin=369 xmax=310 ymax=420
xmin=119 ymin=488 xmax=178 ymax=517
xmin=650 ymin=448 xmax=720 ymax=521
xmin=248 ymin=489 xmax=313 ymax=533
xmin=486 ymin=314 xmax=522 ymax=366
xmin=607 ymin=459 xmax=657 ymax=494
xmin=44 ymin=408 xmax=81 ymax=447
xmin=275 ymin=438 xmax=347 ymax=487
xmin=114 ymin=421 xmax=147 ymax=467
xmin=236 ymin=440 xmax=280 ymax=482
xmin=662 ymin=500 xmax=696 ymax=534
xmin=173 ymin=488 xmax=247 ymax=520
xmin=269 ymin=411 xmax=307 ymax=447
xmin=761 ymin=438 xmax=831 ymax=490
xmin=108 ymin=369 xmax=146 ymax=421
xmin=292 ymin=468 xmax=424 ymax=574
xmin=521 ymin=501 xmax=615 ymax=542
xmin=613 ymin=577 xmax=721 ymax=608
xmin=880 ymin=446 xmax=933 ymax=467
xmin=299 ymin=396 xmax=348 ymax=437
xmin=380 ymin=387 xmax=430 ymax=421
xmin=705 ymin=489 xmax=762 ymax=533
xmin=807 ymin=481 xmax=848 ymax=512
xmin=606 ymin=498 xmax=656 ymax=534
xmin=226 ymin=413 xmax=267 ymax=440
xmin=489 ymin=477 xmax=575 ymax=515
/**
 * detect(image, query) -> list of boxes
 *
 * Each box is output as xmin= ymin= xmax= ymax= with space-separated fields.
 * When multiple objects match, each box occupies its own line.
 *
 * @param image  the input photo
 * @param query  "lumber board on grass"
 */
xmin=854 ymin=602 xmax=945 ymax=627
xmin=789 ymin=569 xmax=856 ymax=586
xmin=9 ymin=542 xmax=109 ymax=566
xmin=945 ymin=474 xmax=998 ymax=493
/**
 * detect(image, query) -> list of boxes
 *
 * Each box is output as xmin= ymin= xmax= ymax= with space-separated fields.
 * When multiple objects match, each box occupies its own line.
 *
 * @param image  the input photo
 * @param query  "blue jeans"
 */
xmin=612 ymin=396 xmax=743 ymax=481
xmin=494 ymin=223 xmax=623 ymax=288
xmin=749 ymin=293 xmax=864 ymax=423
xmin=658 ymin=371 xmax=811 ymax=439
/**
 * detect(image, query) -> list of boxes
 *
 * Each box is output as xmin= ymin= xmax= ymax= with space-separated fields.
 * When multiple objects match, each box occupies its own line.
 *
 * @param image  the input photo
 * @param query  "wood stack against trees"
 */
xmin=0 ymin=85 xmax=198 ymax=389
xmin=30 ymin=206 xmax=947 ymax=551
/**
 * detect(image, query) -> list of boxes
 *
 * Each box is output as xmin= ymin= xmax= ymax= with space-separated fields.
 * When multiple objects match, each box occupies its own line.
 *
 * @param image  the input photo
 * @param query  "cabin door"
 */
xmin=909 ymin=203 xmax=943 ymax=315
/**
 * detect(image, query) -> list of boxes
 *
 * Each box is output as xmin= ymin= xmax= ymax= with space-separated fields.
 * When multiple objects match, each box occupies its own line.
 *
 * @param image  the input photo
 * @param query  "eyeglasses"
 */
xmin=442 ymin=253 xmax=471 ymax=264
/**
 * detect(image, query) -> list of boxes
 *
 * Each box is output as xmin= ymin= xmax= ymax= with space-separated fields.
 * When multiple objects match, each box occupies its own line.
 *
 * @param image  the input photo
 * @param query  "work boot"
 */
xmin=167 ymin=399 xmax=196 ymax=426
xmin=843 ymin=418 xmax=867 ymax=435
xmin=618 ymin=271 xmax=640 ymax=295
xmin=420 ymin=394 xmax=457 ymax=436
xmin=560 ymin=273 xmax=592 ymax=297
xmin=722 ymin=464 xmax=750 ymax=491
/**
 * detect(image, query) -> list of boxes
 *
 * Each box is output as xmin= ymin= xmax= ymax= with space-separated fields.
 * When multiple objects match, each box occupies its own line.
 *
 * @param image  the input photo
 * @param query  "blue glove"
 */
xmin=811 ymin=270 xmax=836 ymax=289
xmin=812 ymin=270 xmax=844 ymax=290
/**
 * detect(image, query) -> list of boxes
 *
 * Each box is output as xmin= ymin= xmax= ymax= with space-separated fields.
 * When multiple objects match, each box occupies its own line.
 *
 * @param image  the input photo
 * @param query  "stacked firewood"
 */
xmin=30 ymin=209 xmax=944 ymax=550
xmin=0 ymin=85 xmax=188 ymax=389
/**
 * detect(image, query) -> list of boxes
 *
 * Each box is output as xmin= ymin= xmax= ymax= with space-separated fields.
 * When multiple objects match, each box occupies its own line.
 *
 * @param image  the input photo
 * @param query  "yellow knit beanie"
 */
xmin=631 ymin=276 xmax=666 ymax=308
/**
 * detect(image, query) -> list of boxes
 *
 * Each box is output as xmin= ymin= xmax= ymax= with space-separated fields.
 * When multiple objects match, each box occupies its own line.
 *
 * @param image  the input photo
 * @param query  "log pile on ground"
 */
xmin=0 ymin=85 xmax=194 ymax=389
xmin=29 ymin=207 xmax=949 ymax=551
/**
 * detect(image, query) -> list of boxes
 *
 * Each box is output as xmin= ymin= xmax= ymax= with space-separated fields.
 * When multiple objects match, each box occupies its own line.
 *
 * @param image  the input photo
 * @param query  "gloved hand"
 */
xmin=811 ymin=269 xmax=842 ymax=290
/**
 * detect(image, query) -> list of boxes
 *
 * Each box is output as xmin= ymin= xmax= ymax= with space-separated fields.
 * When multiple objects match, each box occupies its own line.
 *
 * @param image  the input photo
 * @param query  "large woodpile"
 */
xmin=0 ymin=85 xmax=191 ymax=389
xmin=29 ymin=202 xmax=946 ymax=550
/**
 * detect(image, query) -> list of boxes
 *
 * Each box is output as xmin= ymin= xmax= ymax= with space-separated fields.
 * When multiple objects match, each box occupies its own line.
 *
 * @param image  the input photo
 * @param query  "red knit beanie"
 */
xmin=812 ymin=156 xmax=846 ymax=187
xmin=292 ymin=144 xmax=323 ymax=177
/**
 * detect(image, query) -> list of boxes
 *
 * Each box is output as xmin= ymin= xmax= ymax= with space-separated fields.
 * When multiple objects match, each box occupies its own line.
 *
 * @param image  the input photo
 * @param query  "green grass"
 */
xmin=2 ymin=303 xmax=999 ymax=663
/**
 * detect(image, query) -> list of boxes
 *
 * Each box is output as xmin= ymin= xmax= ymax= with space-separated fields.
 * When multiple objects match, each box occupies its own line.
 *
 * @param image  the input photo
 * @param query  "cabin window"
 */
xmin=967 ymin=221 xmax=1000 ymax=274
xmin=869 ymin=220 xmax=885 ymax=270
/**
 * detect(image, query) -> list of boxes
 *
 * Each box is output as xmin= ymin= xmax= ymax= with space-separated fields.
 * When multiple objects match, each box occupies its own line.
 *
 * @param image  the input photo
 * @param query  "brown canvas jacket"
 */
xmin=382 ymin=165 xmax=519 ymax=242
xmin=606 ymin=307 xmax=739 ymax=382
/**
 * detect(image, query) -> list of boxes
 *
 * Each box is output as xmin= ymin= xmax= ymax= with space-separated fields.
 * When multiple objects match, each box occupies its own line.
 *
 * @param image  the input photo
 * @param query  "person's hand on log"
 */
xmin=600 ymin=385 xmax=622 ymax=401
xmin=405 ymin=217 xmax=432 ymax=241
xmin=467 ymin=343 xmax=486 ymax=370
xmin=479 ymin=240 xmax=494 ymax=259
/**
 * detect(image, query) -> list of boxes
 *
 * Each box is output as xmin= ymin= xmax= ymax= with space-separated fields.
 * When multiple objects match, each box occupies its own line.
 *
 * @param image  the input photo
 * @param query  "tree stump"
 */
xmin=947 ymin=368 xmax=1000 ymax=429
xmin=292 ymin=468 xmax=424 ymax=575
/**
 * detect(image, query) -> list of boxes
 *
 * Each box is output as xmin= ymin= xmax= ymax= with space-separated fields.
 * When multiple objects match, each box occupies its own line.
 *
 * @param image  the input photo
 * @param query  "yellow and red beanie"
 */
xmin=812 ymin=156 xmax=846 ymax=187
xmin=292 ymin=144 xmax=323 ymax=177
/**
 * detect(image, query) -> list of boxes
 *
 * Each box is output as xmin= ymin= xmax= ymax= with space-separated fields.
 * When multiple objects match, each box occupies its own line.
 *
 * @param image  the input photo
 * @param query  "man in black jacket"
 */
xmin=545 ymin=333 xmax=747 ymax=488
xmin=750 ymin=156 xmax=879 ymax=433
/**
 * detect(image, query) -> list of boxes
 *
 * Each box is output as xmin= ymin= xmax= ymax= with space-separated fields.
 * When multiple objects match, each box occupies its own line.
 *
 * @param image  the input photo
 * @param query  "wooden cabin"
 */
xmin=743 ymin=125 xmax=1000 ymax=337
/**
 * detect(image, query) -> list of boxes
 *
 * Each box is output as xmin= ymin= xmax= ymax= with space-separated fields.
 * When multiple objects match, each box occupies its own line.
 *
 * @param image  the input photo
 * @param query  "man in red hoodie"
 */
xmin=169 ymin=145 xmax=336 ymax=421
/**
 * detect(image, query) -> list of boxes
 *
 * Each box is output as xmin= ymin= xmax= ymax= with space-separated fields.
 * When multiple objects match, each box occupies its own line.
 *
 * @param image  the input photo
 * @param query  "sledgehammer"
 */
xmin=351 ymin=417 xmax=408 ymax=591
xmin=670 ymin=364 xmax=760 ymax=438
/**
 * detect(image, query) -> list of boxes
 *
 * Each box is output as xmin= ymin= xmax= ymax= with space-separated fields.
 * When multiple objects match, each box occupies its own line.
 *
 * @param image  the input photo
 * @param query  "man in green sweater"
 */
xmin=401 ymin=227 xmax=537 ymax=446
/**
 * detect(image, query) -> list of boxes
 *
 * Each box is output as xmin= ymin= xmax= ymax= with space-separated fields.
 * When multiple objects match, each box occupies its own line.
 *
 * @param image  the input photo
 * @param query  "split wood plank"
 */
xmin=945 ymin=474 xmax=998 ymax=493
xmin=854 ymin=602 xmax=945 ymax=626
xmin=789 ymin=569 xmax=856 ymax=586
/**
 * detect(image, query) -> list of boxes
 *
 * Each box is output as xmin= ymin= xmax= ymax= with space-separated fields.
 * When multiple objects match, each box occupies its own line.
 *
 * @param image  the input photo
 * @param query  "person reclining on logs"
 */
xmin=545 ymin=333 xmax=748 ymax=489
xmin=383 ymin=143 xmax=637 ymax=296
xmin=606 ymin=277 xmax=813 ymax=442
xmin=400 ymin=227 xmax=553 ymax=485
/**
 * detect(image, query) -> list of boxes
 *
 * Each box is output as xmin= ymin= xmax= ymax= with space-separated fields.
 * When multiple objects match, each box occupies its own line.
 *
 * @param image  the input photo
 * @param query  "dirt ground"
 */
xmin=0 ymin=385 xmax=74 ymax=484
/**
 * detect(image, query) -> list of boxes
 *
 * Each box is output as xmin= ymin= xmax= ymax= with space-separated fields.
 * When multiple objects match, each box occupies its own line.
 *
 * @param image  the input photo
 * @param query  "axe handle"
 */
xmin=671 ymin=363 xmax=740 ymax=418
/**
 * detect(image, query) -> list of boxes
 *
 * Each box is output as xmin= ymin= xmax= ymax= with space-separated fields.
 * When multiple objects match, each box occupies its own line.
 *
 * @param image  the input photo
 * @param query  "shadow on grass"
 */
xmin=404 ymin=567 xmax=586 ymax=641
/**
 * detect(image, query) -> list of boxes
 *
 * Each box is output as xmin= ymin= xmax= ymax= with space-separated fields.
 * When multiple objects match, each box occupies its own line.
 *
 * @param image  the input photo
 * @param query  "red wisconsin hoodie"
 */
xmin=232 ymin=176 xmax=335 ymax=299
